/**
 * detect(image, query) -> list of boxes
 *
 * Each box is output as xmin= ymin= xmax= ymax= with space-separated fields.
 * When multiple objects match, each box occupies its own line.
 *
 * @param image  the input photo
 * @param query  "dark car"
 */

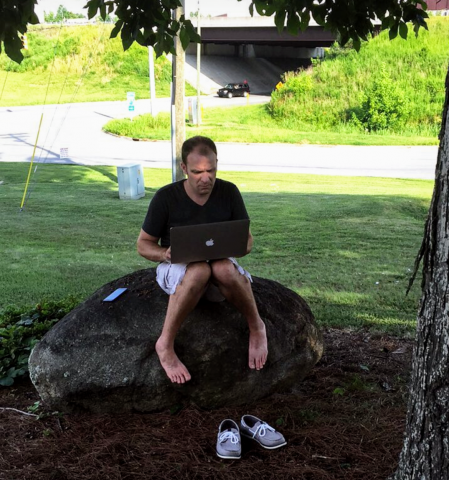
xmin=217 ymin=82 xmax=250 ymax=98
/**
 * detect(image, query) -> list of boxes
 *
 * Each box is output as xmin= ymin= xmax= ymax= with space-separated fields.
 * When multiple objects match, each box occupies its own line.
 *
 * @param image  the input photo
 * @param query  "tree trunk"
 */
xmin=391 ymin=66 xmax=449 ymax=480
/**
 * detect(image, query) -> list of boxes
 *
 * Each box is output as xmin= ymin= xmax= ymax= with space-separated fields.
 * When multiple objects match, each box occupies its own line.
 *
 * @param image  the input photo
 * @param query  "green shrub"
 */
xmin=283 ymin=70 xmax=313 ymax=98
xmin=268 ymin=69 xmax=341 ymax=131
xmin=104 ymin=112 xmax=171 ymax=137
xmin=356 ymin=68 xmax=408 ymax=132
xmin=0 ymin=298 xmax=79 ymax=386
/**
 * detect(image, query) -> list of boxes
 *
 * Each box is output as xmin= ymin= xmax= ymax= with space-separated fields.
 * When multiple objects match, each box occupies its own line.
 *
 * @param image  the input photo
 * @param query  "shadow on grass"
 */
xmin=0 ymin=165 xmax=431 ymax=332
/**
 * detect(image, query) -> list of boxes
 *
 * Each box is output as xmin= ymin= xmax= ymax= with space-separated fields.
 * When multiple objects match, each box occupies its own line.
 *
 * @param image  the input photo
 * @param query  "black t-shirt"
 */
xmin=142 ymin=178 xmax=249 ymax=247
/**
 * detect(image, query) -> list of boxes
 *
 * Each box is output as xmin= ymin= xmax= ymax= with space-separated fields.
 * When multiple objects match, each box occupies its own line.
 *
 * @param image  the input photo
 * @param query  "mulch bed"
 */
xmin=0 ymin=329 xmax=413 ymax=480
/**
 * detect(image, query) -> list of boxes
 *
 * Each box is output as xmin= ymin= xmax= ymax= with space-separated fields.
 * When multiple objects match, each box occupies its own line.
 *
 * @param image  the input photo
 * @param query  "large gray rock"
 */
xmin=29 ymin=268 xmax=323 ymax=413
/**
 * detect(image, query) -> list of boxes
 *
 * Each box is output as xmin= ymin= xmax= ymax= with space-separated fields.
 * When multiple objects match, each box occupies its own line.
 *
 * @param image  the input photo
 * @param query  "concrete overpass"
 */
xmin=187 ymin=16 xmax=336 ymax=58
xmin=185 ymin=16 xmax=337 ymax=95
xmin=197 ymin=16 xmax=336 ymax=47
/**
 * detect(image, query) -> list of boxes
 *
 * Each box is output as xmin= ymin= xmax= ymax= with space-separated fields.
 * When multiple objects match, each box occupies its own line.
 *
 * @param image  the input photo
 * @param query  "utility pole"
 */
xmin=196 ymin=0 xmax=201 ymax=125
xmin=148 ymin=46 xmax=156 ymax=116
xmin=171 ymin=1 xmax=186 ymax=182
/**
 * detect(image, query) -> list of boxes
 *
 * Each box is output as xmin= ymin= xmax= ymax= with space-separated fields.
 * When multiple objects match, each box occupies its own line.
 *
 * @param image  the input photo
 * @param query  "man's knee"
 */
xmin=210 ymin=259 xmax=239 ymax=285
xmin=185 ymin=261 xmax=212 ymax=286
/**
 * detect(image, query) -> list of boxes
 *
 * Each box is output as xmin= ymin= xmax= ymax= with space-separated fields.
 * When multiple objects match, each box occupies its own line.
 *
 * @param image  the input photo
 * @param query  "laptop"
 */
xmin=170 ymin=219 xmax=250 ymax=264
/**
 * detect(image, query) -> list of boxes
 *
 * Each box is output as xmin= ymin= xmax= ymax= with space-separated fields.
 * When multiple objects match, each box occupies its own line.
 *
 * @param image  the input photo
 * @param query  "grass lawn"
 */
xmin=0 ymin=70 xmax=196 ymax=106
xmin=103 ymin=105 xmax=439 ymax=146
xmin=0 ymin=163 xmax=433 ymax=334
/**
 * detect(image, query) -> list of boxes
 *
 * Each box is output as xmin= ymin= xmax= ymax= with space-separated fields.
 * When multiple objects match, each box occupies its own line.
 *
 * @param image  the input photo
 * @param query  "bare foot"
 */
xmin=155 ymin=339 xmax=191 ymax=384
xmin=249 ymin=321 xmax=268 ymax=370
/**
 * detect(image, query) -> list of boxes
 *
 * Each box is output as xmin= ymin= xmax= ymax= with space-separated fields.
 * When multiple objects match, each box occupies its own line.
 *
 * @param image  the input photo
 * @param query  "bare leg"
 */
xmin=210 ymin=259 xmax=268 ymax=370
xmin=156 ymin=262 xmax=211 ymax=384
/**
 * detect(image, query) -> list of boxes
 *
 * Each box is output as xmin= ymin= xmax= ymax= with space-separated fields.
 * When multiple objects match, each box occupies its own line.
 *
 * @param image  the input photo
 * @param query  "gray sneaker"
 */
xmin=216 ymin=419 xmax=241 ymax=459
xmin=240 ymin=415 xmax=287 ymax=450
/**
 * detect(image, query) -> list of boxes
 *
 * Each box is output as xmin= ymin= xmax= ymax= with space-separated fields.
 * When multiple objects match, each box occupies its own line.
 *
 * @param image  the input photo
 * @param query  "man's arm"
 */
xmin=137 ymin=229 xmax=171 ymax=263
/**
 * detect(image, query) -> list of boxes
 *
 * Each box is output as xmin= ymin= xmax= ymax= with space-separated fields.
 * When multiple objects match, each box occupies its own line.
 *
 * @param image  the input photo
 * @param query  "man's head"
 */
xmin=181 ymin=136 xmax=217 ymax=165
xmin=181 ymin=136 xmax=218 ymax=198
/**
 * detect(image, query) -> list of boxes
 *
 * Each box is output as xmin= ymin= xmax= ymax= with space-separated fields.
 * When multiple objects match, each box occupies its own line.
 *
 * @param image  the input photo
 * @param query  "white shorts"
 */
xmin=156 ymin=258 xmax=252 ymax=295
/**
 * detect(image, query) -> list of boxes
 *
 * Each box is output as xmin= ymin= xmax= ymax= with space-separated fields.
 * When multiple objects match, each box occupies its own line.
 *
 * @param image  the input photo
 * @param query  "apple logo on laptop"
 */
xmin=206 ymin=238 xmax=214 ymax=247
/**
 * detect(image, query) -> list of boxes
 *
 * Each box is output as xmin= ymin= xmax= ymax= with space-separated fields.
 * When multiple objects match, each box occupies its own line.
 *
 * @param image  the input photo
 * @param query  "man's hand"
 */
xmin=163 ymin=247 xmax=171 ymax=262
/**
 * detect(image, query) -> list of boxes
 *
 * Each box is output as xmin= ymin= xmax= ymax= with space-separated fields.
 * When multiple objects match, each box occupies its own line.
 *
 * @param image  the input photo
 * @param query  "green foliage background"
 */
xmin=0 ymin=24 xmax=186 ymax=106
xmin=0 ymin=298 xmax=79 ymax=386
xmin=44 ymin=5 xmax=86 ymax=23
xmin=269 ymin=17 xmax=448 ymax=137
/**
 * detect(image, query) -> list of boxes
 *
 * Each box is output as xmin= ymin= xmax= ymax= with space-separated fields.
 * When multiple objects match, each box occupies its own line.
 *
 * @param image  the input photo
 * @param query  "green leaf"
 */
xmin=4 ymin=37 xmax=24 ymax=65
xmin=413 ymin=22 xmax=420 ymax=37
xmin=300 ymin=11 xmax=311 ymax=32
xmin=28 ymin=401 xmax=40 ymax=413
xmin=7 ymin=367 xmax=20 ymax=377
xmin=110 ymin=19 xmax=124 ymax=39
xmin=274 ymin=10 xmax=286 ymax=33
xmin=286 ymin=12 xmax=300 ymax=36
xmin=254 ymin=0 xmax=275 ymax=16
xmin=179 ymin=26 xmax=190 ymax=51
xmin=0 ymin=377 xmax=14 ymax=387
xmin=389 ymin=24 xmax=398 ymax=40
xmin=399 ymin=22 xmax=408 ymax=40
xmin=16 ymin=318 xmax=33 ymax=326
xmin=136 ymin=31 xmax=146 ymax=46
xmin=29 ymin=12 xmax=40 ymax=25
xmin=121 ymin=26 xmax=134 ymax=51
xmin=183 ymin=20 xmax=200 ymax=43
xmin=86 ymin=0 xmax=100 ymax=20
xmin=333 ymin=387 xmax=345 ymax=396
xmin=100 ymin=5 xmax=107 ymax=20
xmin=275 ymin=417 xmax=285 ymax=427
xmin=153 ymin=42 xmax=163 ymax=58
xmin=312 ymin=5 xmax=326 ymax=26
xmin=416 ymin=0 xmax=428 ymax=11
xmin=338 ymin=31 xmax=350 ymax=47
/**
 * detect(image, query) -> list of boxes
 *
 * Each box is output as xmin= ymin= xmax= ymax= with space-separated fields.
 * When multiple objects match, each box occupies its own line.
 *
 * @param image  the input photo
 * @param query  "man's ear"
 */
xmin=181 ymin=162 xmax=187 ymax=175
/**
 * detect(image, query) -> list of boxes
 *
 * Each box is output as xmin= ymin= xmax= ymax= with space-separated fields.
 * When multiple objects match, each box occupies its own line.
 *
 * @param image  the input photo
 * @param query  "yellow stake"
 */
xmin=20 ymin=112 xmax=44 ymax=210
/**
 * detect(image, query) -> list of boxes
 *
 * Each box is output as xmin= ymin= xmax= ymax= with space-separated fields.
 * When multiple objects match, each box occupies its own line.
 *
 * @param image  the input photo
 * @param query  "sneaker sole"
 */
xmin=216 ymin=453 xmax=241 ymax=460
xmin=241 ymin=432 xmax=287 ymax=450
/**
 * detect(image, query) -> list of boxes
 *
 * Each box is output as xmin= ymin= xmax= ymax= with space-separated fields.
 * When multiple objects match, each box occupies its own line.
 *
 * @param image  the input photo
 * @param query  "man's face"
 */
xmin=181 ymin=147 xmax=217 ymax=197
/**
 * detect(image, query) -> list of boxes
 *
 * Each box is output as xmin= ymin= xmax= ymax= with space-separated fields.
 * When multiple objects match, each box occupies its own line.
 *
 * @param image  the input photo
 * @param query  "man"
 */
xmin=137 ymin=136 xmax=268 ymax=384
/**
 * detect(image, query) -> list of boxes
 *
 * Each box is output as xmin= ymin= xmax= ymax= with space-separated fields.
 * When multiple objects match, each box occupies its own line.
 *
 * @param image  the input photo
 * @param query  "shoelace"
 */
xmin=219 ymin=431 xmax=239 ymax=444
xmin=251 ymin=422 xmax=275 ymax=438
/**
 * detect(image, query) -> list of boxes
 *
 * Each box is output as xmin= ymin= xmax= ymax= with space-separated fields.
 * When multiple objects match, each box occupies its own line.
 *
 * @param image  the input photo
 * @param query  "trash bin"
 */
xmin=117 ymin=163 xmax=145 ymax=200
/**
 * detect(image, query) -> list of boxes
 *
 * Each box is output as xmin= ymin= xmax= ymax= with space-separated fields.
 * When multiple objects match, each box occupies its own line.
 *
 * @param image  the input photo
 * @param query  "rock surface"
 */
xmin=29 ymin=268 xmax=323 ymax=413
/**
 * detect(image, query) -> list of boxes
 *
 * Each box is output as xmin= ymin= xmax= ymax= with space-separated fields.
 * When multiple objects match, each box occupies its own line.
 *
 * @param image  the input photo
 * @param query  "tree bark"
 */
xmin=391 ymin=65 xmax=449 ymax=480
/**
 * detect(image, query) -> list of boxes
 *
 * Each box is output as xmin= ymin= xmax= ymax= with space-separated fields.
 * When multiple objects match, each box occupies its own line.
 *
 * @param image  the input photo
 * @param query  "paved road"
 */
xmin=0 ymin=98 xmax=438 ymax=180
